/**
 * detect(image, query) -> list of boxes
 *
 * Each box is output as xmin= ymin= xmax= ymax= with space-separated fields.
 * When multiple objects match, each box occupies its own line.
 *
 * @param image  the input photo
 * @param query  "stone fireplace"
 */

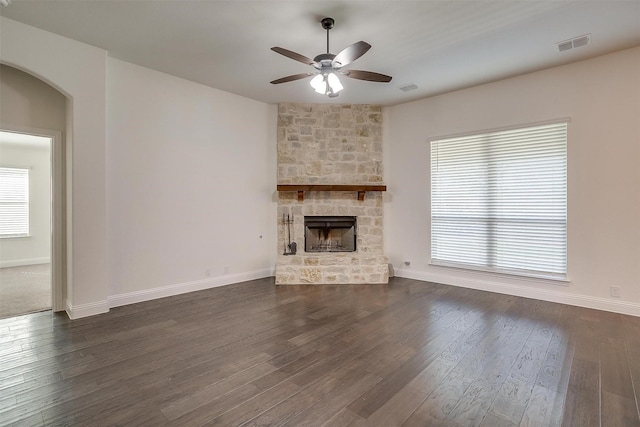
xmin=275 ymin=103 xmax=389 ymax=285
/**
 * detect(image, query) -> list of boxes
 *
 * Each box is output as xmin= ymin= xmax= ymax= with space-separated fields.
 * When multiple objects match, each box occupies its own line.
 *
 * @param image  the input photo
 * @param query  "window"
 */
xmin=430 ymin=122 xmax=567 ymax=279
xmin=0 ymin=167 xmax=30 ymax=238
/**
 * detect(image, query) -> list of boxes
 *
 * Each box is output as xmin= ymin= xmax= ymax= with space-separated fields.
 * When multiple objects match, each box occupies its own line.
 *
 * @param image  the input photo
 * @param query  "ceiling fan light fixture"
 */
xmin=310 ymin=74 xmax=326 ymax=94
xmin=310 ymin=72 xmax=343 ymax=97
xmin=327 ymin=72 xmax=343 ymax=93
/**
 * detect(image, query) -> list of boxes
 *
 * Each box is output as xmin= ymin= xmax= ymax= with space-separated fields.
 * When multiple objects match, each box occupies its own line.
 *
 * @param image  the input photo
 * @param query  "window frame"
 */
xmin=429 ymin=120 xmax=569 ymax=282
xmin=0 ymin=166 xmax=31 ymax=239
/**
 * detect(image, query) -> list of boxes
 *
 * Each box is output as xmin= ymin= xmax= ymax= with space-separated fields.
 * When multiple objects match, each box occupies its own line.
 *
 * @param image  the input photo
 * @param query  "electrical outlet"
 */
xmin=404 ymin=261 xmax=411 ymax=267
xmin=610 ymin=286 xmax=621 ymax=298
xmin=205 ymin=269 xmax=211 ymax=277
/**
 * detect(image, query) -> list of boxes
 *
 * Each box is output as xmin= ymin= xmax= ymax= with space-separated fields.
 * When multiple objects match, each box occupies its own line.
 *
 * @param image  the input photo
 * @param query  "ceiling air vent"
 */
xmin=572 ymin=35 xmax=590 ymax=48
xmin=399 ymin=83 xmax=418 ymax=92
xmin=558 ymin=41 xmax=573 ymax=52
xmin=557 ymin=34 xmax=591 ymax=52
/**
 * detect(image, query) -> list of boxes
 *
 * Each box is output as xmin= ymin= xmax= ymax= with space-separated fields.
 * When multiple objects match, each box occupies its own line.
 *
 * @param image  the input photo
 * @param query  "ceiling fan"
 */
xmin=270 ymin=17 xmax=392 ymax=97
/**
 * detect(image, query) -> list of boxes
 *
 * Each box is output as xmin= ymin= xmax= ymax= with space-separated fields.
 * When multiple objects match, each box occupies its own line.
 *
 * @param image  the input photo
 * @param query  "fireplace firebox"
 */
xmin=304 ymin=216 xmax=356 ymax=252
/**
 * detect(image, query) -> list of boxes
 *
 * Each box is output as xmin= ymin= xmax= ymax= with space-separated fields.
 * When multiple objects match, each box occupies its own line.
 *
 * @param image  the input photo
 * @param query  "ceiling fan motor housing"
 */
xmin=313 ymin=53 xmax=336 ymax=66
xmin=321 ymin=17 xmax=335 ymax=30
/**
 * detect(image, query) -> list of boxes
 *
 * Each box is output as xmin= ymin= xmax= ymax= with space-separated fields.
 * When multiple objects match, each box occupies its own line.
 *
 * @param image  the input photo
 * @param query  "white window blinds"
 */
xmin=0 ymin=167 xmax=30 ymax=238
xmin=430 ymin=122 xmax=567 ymax=279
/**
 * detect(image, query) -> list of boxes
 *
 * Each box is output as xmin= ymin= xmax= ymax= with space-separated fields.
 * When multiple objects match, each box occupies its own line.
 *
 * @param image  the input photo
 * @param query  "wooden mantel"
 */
xmin=277 ymin=184 xmax=387 ymax=202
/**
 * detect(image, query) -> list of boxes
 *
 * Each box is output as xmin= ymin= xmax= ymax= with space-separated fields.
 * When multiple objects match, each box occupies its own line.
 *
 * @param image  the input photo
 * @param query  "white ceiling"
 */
xmin=1 ymin=1 xmax=639 ymax=106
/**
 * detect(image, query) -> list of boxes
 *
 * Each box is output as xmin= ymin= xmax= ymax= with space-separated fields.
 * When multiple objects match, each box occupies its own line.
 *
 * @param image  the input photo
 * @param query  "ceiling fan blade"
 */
xmin=270 ymin=73 xmax=315 ymax=84
xmin=343 ymin=69 xmax=392 ymax=83
xmin=271 ymin=47 xmax=317 ymax=66
xmin=332 ymin=41 xmax=371 ymax=68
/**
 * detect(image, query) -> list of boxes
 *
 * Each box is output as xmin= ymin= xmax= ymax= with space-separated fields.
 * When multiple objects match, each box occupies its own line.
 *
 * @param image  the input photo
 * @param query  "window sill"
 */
xmin=0 ymin=235 xmax=31 ymax=240
xmin=429 ymin=260 xmax=570 ymax=286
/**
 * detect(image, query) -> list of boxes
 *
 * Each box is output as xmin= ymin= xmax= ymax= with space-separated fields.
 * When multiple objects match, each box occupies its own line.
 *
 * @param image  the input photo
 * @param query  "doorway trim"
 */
xmin=0 ymin=125 xmax=65 ymax=312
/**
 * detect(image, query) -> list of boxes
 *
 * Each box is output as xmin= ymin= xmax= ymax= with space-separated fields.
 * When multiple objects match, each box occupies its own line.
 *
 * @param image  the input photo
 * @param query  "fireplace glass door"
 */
xmin=304 ymin=216 xmax=356 ymax=252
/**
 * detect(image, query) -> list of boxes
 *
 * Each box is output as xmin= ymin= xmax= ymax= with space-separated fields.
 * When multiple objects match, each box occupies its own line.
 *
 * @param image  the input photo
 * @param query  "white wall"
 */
xmin=107 ymin=58 xmax=276 ymax=306
xmin=1 ymin=17 xmax=278 ymax=318
xmin=1 ymin=17 xmax=108 ymax=318
xmin=0 ymin=144 xmax=51 ymax=267
xmin=385 ymin=47 xmax=640 ymax=316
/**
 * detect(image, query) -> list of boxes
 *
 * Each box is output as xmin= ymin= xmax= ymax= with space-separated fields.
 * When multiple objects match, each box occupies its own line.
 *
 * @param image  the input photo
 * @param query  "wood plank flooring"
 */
xmin=1 ymin=277 xmax=639 ymax=426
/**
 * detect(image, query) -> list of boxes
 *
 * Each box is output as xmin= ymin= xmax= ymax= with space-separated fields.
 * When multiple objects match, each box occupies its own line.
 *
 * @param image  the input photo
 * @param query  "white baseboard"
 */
xmin=0 ymin=257 xmax=51 ymax=268
xmin=108 ymin=268 xmax=274 ymax=309
xmin=394 ymin=268 xmax=640 ymax=317
xmin=65 ymin=298 xmax=109 ymax=320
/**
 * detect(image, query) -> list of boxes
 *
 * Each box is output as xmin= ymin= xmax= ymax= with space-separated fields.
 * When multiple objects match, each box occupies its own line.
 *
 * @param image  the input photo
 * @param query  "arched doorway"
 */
xmin=0 ymin=64 xmax=66 ymax=316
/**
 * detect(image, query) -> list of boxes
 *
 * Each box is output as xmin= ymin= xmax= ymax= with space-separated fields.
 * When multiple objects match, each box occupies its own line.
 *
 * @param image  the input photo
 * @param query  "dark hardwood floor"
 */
xmin=1 ymin=277 xmax=639 ymax=426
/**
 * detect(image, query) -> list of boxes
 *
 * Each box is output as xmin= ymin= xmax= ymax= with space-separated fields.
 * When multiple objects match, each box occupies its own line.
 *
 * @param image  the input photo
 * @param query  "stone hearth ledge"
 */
xmin=275 ymin=254 xmax=389 ymax=285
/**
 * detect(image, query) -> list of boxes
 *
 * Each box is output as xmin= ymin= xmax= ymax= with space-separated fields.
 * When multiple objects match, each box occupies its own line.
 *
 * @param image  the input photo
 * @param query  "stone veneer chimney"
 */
xmin=275 ymin=103 xmax=389 ymax=285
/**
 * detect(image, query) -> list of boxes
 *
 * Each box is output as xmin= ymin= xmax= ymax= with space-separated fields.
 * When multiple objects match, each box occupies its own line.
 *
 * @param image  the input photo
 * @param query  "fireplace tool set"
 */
xmin=283 ymin=214 xmax=297 ymax=255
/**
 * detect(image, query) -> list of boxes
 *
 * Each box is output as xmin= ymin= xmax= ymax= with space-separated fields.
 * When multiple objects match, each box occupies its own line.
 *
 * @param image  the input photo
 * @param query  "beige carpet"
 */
xmin=0 ymin=264 xmax=51 ymax=319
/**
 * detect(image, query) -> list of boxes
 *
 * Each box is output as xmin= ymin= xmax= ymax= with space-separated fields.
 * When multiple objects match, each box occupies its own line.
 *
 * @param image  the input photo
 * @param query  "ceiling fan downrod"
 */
xmin=321 ymin=17 xmax=334 ymax=54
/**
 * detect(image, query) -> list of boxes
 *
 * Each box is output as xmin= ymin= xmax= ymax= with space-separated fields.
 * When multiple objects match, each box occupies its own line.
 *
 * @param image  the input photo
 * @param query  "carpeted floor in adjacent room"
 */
xmin=0 ymin=264 xmax=51 ymax=319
